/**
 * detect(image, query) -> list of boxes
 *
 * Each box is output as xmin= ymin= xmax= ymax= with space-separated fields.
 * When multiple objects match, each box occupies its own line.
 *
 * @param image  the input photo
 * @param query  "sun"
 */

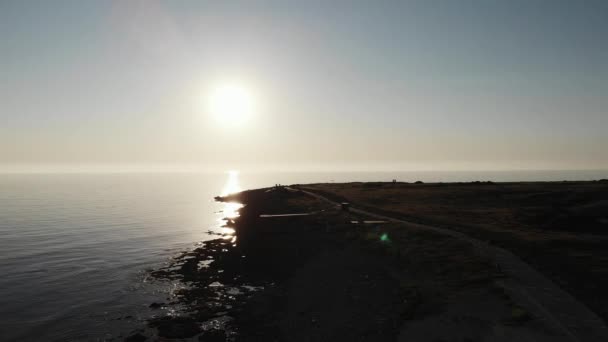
xmin=207 ymin=84 xmax=254 ymax=125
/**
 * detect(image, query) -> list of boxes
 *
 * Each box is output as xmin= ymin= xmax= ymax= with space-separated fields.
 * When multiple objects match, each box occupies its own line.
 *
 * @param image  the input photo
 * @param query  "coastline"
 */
xmin=127 ymin=180 xmax=608 ymax=341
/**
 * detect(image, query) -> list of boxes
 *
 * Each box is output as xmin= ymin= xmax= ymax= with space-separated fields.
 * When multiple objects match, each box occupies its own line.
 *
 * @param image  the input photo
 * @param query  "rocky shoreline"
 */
xmin=124 ymin=184 xmax=590 ymax=341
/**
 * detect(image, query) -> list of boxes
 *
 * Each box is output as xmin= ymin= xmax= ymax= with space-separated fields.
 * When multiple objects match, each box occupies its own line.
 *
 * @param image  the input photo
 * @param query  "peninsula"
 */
xmin=131 ymin=180 xmax=608 ymax=341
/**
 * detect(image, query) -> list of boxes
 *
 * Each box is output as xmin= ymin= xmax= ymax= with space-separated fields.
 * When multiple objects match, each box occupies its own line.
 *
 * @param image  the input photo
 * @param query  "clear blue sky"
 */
xmin=1 ymin=0 xmax=607 ymax=171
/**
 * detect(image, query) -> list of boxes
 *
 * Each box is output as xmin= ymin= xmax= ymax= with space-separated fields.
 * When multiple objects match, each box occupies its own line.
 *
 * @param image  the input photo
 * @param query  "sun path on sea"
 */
xmin=294 ymin=187 xmax=608 ymax=342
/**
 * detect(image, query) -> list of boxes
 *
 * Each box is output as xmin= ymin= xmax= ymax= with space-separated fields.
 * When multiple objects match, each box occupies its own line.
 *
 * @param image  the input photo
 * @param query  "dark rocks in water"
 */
xmin=149 ymin=317 xmax=201 ymax=339
xmin=124 ymin=332 xmax=147 ymax=342
xmin=149 ymin=302 xmax=164 ymax=309
xmin=198 ymin=328 xmax=226 ymax=341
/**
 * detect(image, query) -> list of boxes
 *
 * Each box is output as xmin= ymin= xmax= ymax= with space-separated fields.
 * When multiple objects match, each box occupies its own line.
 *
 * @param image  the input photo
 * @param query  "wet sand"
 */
xmin=125 ymin=181 xmax=608 ymax=341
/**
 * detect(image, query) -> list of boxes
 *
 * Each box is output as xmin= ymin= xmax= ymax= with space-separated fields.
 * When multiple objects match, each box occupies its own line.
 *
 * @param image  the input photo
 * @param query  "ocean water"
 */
xmin=0 ymin=170 xmax=606 ymax=341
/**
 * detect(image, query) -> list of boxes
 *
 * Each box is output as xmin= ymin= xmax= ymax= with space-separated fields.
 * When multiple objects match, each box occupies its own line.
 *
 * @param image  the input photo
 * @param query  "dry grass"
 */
xmin=305 ymin=181 xmax=608 ymax=322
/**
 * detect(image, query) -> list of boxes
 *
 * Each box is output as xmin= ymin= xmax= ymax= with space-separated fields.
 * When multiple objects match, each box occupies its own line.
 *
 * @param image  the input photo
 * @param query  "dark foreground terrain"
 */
xmin=306 ymin=180 xmax=608 ymax=322
xmin=125 ymin=180 xmax=608 ymax=341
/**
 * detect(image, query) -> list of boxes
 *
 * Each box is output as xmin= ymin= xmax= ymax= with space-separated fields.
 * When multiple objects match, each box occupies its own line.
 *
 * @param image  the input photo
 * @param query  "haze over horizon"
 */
xmin=2 ymin=0 xmax=607 ymax=172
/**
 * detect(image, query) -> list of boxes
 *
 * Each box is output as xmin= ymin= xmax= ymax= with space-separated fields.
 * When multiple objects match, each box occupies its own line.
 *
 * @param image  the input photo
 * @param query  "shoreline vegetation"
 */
xmin=126 ymin=180 xmax=608 ymax=341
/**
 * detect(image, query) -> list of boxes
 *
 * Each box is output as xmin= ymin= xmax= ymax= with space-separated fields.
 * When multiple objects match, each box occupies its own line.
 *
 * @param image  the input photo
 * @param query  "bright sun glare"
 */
xmin=207 ymin=84 xmax=254 ymax=125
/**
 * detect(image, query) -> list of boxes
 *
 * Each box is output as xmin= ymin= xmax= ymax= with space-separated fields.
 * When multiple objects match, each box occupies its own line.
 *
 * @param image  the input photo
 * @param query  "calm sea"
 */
xmin=0 ymin=170 xmax=606 ymax=341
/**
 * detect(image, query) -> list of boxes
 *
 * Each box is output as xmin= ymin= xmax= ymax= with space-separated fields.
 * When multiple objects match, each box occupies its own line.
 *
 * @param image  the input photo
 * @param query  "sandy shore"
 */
xmin=125 ymin=180 xmax=608 ymax=341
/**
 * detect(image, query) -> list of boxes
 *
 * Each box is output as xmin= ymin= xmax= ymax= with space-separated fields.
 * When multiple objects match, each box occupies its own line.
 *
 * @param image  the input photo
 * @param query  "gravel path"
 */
xmin=299 ymin=187 xmax=608 ymax=342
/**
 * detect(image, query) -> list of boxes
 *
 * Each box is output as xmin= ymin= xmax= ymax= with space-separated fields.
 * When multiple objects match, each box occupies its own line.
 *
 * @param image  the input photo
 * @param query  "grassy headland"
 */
xmin=127 ymin=181 xmax=608 ymax=341
xmin=305 ymin=180 xmax=608 ymax=322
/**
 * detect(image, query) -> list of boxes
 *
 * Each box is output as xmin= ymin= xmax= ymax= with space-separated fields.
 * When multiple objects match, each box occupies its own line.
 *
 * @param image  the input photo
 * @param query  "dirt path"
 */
xmin=298 ymin=187 xmax=608 ymax=342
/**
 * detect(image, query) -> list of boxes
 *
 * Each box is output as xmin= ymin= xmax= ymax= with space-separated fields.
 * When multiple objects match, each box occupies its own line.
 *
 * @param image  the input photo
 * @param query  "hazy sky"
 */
xmin=1 ymin=0 xmax=607 ymax=171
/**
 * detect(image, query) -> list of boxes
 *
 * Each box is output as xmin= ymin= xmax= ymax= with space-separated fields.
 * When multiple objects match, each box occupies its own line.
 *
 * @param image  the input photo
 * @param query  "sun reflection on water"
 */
xmin=217 ymin=171 xmax=243 ymax=237
xmin=221 ymin=170 xmax=241 ymax=197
